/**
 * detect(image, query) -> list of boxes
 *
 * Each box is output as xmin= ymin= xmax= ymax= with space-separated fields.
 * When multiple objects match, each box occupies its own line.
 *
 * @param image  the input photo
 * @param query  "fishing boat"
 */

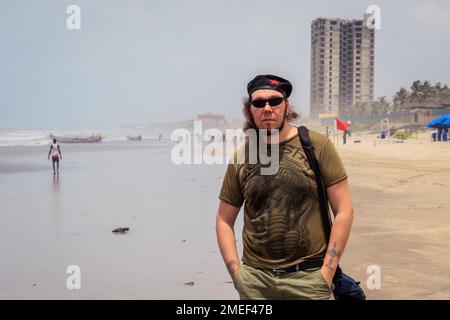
xmin=49 ymin=133 xmax=103 ymax=143
xmin=126 ymin=134 xmax=142 ymax=141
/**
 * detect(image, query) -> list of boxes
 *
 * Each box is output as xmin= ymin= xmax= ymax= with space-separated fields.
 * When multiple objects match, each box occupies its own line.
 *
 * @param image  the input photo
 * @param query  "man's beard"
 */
xmin=265 ymin=113 xmax=286 ymax=136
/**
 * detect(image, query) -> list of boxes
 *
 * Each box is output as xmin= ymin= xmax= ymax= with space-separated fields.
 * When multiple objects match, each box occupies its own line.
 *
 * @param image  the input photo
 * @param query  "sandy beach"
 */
xmin=337 ymin=131 xmax=450 ymax=299
xmin=0 ymin=131 xmax=449 ymax=299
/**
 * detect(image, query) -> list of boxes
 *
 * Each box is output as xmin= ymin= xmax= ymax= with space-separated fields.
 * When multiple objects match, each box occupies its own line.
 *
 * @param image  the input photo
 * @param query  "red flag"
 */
xmin=336 ymin=118 xmax=349 ymax=132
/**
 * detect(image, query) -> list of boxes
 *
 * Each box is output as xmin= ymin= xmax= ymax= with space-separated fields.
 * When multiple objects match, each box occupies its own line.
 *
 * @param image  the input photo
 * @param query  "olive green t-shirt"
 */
xmin=219 ymin=130 xmax=347 ymax=269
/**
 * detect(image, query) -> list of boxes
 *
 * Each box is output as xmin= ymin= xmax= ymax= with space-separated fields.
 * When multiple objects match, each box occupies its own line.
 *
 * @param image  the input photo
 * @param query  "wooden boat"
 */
xmin=126 ymin=134 xmax=142 ymax=141
xmin=49 ymin=133 xmax=103 ymax=143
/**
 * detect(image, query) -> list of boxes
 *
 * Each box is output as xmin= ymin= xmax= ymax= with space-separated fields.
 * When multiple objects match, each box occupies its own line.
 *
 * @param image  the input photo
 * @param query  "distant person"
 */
xmin=325 ymin=126 xmax=331 ymax=139
xmin=438 ymin=128 xmax=443 ymax=141
xmin=158 ymin=133 xmax=162 ymax=143
xmin=346 ymin=121 xmax=352 ymax=139
xmin=48 ymin=139 xmax=62 ymax=175
xmin=432 ymin=129 xmax=437 ymax=141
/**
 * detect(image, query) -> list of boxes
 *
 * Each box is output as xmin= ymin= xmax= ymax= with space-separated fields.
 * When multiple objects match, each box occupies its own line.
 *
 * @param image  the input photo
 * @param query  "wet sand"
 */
xmin=0 ymin=141 xmax=240 ymax=299
xmin=1 ymin=132 xmax=449 ymax=299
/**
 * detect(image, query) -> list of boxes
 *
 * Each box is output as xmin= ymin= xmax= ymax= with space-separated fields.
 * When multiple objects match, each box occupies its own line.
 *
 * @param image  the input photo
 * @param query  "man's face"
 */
xmin=250 ymin=89 xmax=288 ymax=132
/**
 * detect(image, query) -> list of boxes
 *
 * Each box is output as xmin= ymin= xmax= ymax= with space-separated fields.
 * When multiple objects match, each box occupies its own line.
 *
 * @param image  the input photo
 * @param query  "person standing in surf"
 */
xmin=47 ymin=138 xmax=62 ymax=175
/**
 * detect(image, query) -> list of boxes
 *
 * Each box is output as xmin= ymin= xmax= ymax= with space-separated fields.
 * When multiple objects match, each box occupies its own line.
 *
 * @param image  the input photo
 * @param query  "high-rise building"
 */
xmin=310 ymin=15 xmax=374 ymax=117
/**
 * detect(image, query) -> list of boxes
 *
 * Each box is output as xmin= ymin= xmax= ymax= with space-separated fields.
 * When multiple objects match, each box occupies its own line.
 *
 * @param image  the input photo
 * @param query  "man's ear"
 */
xmin=285 ymin=99 xmax=290 ymax=115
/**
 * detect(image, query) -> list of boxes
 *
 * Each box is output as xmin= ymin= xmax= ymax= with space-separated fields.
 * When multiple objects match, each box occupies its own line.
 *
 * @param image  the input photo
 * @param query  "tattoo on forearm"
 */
xmin=226 ymin=260 xmax=236 ymax=273
xmin=326 ymin=241 xmax=340 ymax=271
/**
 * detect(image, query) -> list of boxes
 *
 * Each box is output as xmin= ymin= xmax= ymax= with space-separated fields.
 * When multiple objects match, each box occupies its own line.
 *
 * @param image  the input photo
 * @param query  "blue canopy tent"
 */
xmin=427 ymin=114 xmax=450 ymax=128
xmin=428 ymin=114 xmax=450 ymax=141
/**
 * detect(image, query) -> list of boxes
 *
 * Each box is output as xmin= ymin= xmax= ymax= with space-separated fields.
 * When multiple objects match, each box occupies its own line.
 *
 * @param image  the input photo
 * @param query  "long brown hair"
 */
xmin=241 ymin=97 xmax=300 ymax=132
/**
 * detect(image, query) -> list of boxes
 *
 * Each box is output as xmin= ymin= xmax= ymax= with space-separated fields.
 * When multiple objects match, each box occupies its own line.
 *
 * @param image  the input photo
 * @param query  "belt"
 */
xmin=267 ymin=260 xmax=323 ymax=274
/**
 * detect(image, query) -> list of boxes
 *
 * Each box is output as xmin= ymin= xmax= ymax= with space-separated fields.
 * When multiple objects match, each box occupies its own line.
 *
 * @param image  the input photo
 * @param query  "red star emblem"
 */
xmin=269 ymin=79 xmax=280 ymax=86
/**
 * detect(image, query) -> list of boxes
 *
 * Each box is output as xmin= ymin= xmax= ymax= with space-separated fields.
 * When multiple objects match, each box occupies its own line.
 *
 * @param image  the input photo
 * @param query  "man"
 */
xmin=347 ymin=121 xmax=352 ymax=139
xmin=325 ymin=126 xmax=331 ymax=139
xmin=216 ymin=74 xmax=354 ymax=300
xmin=47 ymin=138 xmax=62 ymax=175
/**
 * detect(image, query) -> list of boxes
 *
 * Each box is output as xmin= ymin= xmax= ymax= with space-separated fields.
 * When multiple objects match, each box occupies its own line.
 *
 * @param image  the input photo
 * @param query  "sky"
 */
xmin=1 ymin=0 xmax=450 ymax=129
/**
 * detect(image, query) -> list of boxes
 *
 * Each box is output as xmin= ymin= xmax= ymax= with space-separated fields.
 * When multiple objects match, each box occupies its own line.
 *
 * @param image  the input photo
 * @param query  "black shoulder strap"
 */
xmin=297 ymin=126 xmax=332 ymax=243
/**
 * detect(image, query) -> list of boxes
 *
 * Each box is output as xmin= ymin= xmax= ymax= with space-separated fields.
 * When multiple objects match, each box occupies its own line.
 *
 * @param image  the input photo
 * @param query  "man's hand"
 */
xmin=320 ymin=179 xmax=354 ymax=290
xmin=320 ymin=265 xmax=334 ymax=289
xmin=227 ymin=260 xmax=241 ymax=278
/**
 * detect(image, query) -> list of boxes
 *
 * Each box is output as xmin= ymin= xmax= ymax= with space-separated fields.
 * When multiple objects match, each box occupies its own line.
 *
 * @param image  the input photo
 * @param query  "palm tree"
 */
xmin=354 ymin=102 xmax=371 ymax=115
xmin=410 ymin=80 xmax=424 ymax=104
xmin=371 ymin=101 xmax=381 ymax=115
xmin=378 ymin=96 xmax=392 ymax=114
xmin=431 ymin=82 xmax=444 ymax=103
xmin=434 ymin=82 xmax=443 ymax=92
xmin=392 ymin=81 xmax=449 ymax=108
xmin=393 ymin=87 xmax=410 ymax=108
xmin=421 ymin=80 xmax=433 ymax=101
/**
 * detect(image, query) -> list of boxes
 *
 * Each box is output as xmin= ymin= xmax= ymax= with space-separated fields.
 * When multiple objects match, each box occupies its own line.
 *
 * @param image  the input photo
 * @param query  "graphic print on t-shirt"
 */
xmin=242 ymin=143 xmax=319 ymax=260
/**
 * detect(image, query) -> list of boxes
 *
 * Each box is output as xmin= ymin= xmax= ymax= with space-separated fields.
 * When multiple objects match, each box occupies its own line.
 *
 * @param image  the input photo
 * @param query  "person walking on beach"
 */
xmin=325 ymin=126 xmax=331 ymax=139
xmin=347 ymin=121 xmax=352 ymax=139
xmin=216 ymin=74 xmax=354 ymax=300
xmin=48 ymin=139 xmax=62 ymax=175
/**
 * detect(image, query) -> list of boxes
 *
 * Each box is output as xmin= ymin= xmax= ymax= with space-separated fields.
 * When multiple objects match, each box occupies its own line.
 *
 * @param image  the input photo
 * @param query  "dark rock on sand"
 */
xmin=112 ymin=227 xmax=129 ymax=233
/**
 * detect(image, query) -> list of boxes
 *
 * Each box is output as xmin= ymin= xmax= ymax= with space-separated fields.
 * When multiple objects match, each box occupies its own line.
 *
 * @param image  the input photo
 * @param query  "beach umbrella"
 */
xmin=427 ymin=114 xmax=450 ymax=128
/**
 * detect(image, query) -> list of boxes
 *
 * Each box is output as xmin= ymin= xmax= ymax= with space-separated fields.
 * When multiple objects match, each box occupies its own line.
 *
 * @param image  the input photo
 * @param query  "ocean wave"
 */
xmin=0 ymin=130 xmax=51 ymax=147
xmin=0 ymin=129 xmax=166 ymax=147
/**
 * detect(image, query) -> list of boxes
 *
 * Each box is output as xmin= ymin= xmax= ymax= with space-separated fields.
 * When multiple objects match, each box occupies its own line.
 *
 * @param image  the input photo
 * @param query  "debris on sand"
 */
xmin=184 ymin=281 xmax=195 ymax=286
xmin=112 ymin=227 xmax=129 ymax=233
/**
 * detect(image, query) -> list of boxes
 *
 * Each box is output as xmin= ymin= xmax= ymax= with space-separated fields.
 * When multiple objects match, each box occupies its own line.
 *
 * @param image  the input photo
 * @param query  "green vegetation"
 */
xmin=342 ymin=81 xmax=450 ymax=117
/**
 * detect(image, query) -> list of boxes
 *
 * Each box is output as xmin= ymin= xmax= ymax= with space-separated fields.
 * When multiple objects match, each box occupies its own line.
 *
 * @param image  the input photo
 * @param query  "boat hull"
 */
xmin=49 ymin=134 xmax=102 ymax=143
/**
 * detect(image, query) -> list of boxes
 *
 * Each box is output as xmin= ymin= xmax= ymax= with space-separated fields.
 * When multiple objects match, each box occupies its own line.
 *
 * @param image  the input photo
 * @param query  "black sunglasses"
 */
xmin=251 ymin=97 xmax=284 ymax=108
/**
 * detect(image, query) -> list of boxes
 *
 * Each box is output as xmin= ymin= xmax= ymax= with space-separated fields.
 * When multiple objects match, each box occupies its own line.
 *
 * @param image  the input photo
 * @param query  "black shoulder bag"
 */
xmin=297 ymin=126 xmax=366 ymax=301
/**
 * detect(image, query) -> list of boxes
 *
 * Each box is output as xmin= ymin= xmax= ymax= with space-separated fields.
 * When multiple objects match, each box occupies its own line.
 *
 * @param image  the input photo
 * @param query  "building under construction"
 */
xmin=310 ymin=15 xmax=375 ymax=118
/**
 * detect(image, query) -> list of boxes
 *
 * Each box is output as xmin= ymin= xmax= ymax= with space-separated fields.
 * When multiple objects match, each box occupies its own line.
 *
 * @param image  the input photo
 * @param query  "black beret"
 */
xmin=247 ymin=74 xmax=292 ymax=98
